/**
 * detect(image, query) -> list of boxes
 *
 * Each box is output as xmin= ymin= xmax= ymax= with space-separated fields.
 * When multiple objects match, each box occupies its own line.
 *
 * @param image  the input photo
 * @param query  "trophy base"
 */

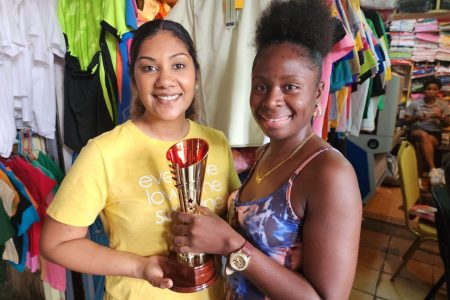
xmin=166 ymin=252 xmax=218 ymax=293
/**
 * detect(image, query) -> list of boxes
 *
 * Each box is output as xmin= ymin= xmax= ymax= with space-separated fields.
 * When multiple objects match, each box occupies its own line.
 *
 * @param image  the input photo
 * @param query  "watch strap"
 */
xmin=240 ymin=240 xmax=254 ymax=255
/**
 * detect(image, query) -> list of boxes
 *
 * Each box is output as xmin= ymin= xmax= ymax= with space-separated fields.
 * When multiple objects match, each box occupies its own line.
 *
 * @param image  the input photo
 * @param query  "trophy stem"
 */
xmin=177 ymin=253 xmax=206 ymax=267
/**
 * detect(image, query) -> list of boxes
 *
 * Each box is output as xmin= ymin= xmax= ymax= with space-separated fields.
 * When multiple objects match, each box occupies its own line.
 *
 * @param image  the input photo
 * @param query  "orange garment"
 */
xmin=0 ymin=169 xmax=20 ymax=216
xmin=137 ymin=0 xmax=171 ymax=24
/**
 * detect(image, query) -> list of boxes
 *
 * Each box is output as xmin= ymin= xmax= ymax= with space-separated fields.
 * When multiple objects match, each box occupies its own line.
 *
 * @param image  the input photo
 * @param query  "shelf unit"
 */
xmin=389 ymin=10 xmax=449 ymax=21
xmin=388 ymin=9 xmax=450 ymax=102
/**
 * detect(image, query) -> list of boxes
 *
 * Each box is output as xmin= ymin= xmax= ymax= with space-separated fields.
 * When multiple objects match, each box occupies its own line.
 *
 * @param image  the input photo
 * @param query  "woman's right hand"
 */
xmin=170 ymin=206 xmax=245 ymax=257
xmin=141 ymin=256 xmax=173 ymax=289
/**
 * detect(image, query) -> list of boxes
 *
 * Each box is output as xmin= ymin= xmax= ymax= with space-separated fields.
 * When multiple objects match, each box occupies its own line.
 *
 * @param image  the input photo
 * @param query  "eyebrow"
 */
xmin=252 ymin=74 xmax=306 ymax=81
xmin=138 ymin=52 xmax=190 ymax=61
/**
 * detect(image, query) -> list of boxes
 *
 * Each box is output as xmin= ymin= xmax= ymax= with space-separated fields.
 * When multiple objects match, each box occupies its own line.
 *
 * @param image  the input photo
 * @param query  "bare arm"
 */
xmin=298 ymin=155 xmax=362 ymax=299
xmin=171 ymin=154 xmax=362 ymax=299
xmin=40 ymin=216 xmax=173 ymax=288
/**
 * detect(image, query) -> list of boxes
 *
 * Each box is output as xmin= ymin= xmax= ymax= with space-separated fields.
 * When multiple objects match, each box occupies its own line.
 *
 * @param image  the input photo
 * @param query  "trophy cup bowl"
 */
xmin=165 ymin=138 xmax=217 ymax=293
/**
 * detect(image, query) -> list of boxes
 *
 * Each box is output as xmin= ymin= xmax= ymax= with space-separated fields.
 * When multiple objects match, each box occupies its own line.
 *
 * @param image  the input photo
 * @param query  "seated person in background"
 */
xmin=404 ymin=77 xmax=449 ymax=185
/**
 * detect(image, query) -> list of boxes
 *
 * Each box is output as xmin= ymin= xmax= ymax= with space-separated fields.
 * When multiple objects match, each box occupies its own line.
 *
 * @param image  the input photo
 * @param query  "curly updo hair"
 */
xmin=254 ymin=0 xmax=335 ymax=76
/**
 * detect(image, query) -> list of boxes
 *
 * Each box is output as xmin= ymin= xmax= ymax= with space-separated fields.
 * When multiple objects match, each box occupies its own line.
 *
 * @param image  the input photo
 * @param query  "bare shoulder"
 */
xmin=298 ymin=147 xmax=361 ymax=209
xmin=313 ymin=148 xmax=357 ymax=179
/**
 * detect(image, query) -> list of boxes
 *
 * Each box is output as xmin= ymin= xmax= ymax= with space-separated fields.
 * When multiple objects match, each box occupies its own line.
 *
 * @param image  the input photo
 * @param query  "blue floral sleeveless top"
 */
xmin=225 ymin=148 xmax=333 ymax=300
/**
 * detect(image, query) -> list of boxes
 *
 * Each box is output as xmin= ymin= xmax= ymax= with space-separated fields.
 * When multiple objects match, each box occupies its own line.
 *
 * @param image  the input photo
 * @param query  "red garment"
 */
xmin=1 ymin=158 xmax=39 ymax=208
xmin=2 ymin=156 xmax=56 ymax=262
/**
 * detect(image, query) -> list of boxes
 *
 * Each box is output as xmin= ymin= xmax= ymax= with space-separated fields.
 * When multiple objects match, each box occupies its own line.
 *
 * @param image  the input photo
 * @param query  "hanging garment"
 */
xmin=30 ymin=0 xmax=66 ymax=139
xmin=0 ymin=163 xmax=39 ymax=272
xmin=166 ymin=0 xmax=271 ymax=147
xmin=63 ymin=52 xmax=115 ymax=152
xmin=312 ymin=0 xmax=356 ymax=137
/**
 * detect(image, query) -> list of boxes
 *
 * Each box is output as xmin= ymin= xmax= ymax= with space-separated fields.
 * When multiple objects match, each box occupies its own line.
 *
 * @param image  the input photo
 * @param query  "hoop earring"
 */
xmin=313 ymin=104 xmax=323 ymax=118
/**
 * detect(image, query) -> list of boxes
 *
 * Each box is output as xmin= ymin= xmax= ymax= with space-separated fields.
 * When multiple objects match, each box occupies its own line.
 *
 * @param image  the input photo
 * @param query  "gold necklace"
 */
xmin=255 ymin=131 xmax=315 ymax=184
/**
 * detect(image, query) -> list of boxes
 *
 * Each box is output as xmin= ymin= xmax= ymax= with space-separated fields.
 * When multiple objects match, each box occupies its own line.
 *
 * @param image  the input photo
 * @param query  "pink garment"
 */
xmin=411 ymin=55 xmax=436 ymax=62
xmin=416 ymin=33 xmax=439 ymax=43
xmin=410 ymin=93 xmax=425 ymax=100
xmin=231 ymin=147 xmax=257 ymax=174
xmin=127 ymin=38 xmax=132 ymax=59
xmin=39 ymin=191 xmax=66 ymax=291
xmin=389 ymin=31 xmax=415 ymax=37
xmin=414 ymin=24 xmax=439 ymax=32
xmin=25 ymin=251 xmax=40 ymax=273
xmin=41 ymin=256 xmax=67 ymax=291
xmin=313 ymin=29 xmax=355 ymax=137
xmin=438 ymin=48 xmax=450 ymax=54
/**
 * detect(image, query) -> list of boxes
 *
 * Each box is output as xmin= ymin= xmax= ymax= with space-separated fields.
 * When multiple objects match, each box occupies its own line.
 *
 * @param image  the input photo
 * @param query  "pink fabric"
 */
xmin=416 ymin=33 xmax=439 ymax=43
xmin=40 ymin=192 xmax=66 ymax=291
xmin=414 ymin=24 xmax=439 ymax=32
xmin=313 ymin=30 xmax=355 ymax=137
xmin=25 ymin=251 xmax=40 ymax=273
xmin=41 ymin=257 xmax=67 ymax=291
xmin=410 ymin=93 xmax=425 ymax=100
xmin=231 ymin=148 xmax=257 ymax=174
xmin=127 ymin=38 xmax=132 ymax=58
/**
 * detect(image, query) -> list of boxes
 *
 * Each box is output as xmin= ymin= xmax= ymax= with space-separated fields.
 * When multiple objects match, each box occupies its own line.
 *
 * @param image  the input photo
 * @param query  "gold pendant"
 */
xmin=255 ymin=174 xmax=262 ymax=184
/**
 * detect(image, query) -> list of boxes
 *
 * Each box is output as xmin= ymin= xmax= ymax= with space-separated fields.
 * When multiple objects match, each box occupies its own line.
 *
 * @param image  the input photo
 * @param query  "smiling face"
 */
xmin=251 ymin=42 xmax=323 ymax=141
xmin=133 ymin=30 xmax=196 ymax=123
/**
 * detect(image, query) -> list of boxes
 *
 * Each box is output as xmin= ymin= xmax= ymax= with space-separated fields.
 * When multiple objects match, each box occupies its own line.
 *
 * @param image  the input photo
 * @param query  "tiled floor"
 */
xmin=352 ymin=185 xmax=448 ymax=299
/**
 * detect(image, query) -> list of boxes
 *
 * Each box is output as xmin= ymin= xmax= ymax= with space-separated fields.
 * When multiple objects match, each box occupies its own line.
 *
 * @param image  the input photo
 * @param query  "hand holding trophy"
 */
xmin=165 ymin=138 xmax=217 ymax=292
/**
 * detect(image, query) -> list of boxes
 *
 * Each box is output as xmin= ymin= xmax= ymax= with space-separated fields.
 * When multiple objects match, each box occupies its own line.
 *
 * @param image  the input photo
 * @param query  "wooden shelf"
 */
xmin=389 ymin=10 xmax=450 ymax=21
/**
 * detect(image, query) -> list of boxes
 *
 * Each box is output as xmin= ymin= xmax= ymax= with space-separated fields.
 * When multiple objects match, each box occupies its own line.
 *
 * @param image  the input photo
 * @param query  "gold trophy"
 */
xmin=165 ymin=138 xmax=217 ymax=292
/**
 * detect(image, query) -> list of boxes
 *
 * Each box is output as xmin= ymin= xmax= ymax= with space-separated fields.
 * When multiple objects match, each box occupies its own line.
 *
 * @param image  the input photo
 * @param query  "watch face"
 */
xmin=230 ymin=253 xmax=248 ymax=271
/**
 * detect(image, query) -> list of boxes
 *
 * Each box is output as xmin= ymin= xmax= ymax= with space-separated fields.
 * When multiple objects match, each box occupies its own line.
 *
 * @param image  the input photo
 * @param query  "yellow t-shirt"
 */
xmin=47 ymin=120 xmax=240 ymax=300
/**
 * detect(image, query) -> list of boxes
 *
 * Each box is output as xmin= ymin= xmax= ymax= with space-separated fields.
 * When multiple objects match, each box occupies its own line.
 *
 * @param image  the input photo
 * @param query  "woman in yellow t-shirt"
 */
xmin=40 ymin=19 xmax=240 ymax=300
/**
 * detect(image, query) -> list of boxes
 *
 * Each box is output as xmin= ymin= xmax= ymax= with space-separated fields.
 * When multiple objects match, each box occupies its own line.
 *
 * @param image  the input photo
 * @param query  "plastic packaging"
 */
xmin=396 ymin=0 xmax=435 ymax=13
xmin=360 ymin=0 xmax=397 ymax=9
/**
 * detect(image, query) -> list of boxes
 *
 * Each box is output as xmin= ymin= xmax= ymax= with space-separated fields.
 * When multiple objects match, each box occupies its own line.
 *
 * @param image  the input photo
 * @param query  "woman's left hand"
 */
xmin=141 ymin=256 xmax=173 ymax=289
xmin=170 ymin=206 xmax=244 ymax=256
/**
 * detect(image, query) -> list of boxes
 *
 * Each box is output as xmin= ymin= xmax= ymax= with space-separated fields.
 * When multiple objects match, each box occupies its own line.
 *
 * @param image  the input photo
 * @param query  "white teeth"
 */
xmin=264 ymin=115 xmax=290 ymax=122
xmin=157 ymin=94 xmax=179 ymax=101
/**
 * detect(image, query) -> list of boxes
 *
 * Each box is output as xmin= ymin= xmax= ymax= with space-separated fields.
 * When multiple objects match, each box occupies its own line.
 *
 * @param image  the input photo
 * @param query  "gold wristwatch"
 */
xmin=226 ymin=241 xmax=254 ymax=275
